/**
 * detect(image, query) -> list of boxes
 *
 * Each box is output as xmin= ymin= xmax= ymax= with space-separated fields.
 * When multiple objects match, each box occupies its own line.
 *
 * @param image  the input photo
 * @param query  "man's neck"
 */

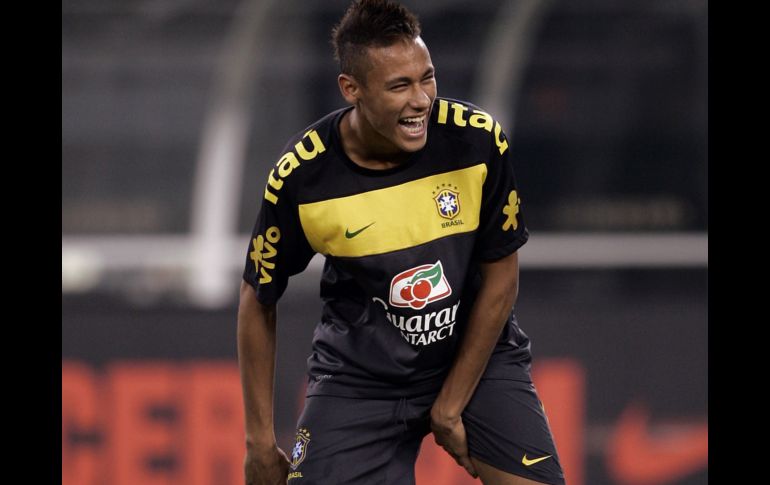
xmin=340 ymin=108 xmax=410 ymax=170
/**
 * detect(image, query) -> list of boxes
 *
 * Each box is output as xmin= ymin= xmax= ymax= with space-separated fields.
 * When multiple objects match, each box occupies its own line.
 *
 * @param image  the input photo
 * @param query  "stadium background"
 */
xmin=62 ymin=1 xmax=708 ymax=484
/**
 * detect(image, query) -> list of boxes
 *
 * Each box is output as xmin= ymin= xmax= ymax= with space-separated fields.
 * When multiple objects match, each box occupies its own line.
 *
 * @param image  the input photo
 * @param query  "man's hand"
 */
xmin=430 ymin=410 xmax=478 ymax=479
xmin=244 ymin=444 xmax=291 ymax=485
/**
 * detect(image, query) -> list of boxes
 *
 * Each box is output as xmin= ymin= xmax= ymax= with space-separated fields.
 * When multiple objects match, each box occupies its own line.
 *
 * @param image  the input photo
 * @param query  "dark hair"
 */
xmin=331 ymin=0 xmax=421 ymax=83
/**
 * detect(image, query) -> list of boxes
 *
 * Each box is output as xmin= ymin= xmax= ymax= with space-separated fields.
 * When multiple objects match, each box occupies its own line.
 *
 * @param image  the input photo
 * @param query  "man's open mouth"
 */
xmin=398 ymin=115 xmax=426 ymax=136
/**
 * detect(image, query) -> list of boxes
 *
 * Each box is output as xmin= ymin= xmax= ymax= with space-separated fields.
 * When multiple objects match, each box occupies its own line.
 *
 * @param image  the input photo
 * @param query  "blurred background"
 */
xmin=62 ymin=1 xmax=707 ymax=484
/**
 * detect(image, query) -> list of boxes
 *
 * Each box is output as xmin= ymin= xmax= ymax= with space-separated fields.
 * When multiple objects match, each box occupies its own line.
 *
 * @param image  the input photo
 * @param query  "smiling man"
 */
xmin=238 ymin=1 xmax=565 ymax=484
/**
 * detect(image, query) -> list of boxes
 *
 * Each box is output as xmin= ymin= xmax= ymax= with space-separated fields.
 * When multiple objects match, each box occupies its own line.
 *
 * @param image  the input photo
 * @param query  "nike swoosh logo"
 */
xmin=345 ymin=222 xmax=376 ymax=239
xmin=608 ymin=403 xmax=708 ymax=483
xmin=522 ymin=454 xmax=552 ymax=466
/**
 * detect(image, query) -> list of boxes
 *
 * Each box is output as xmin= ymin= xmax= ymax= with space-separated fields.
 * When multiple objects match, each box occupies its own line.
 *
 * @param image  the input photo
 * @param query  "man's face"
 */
xmin=354 ymin=36 xmax=437 ymax=153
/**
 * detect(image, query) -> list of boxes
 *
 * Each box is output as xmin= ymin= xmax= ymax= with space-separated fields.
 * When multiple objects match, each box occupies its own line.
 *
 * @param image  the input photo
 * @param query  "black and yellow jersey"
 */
xmin=243 ymin=97 xmax=533 ymax=398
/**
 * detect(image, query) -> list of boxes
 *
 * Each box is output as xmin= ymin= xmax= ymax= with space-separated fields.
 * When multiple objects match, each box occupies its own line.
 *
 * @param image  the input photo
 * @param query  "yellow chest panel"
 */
xmin=298 ymin=163 xmax=487 ymax=257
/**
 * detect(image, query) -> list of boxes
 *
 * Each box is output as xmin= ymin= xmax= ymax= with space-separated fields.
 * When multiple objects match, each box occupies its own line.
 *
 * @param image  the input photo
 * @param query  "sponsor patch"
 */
xmin=502 ymin=190 xmax=521 ymax=231
xmin=250 ymin=226 xmax=281 ymax=284
xmin=388 ymin=261 xmax=452 ymax=310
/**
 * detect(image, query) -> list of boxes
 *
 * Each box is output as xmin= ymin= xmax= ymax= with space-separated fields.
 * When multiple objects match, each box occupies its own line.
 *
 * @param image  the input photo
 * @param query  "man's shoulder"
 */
xmin=279 ymin=107 xmax=348 ymax=158
xmin=288 ymin=107 xmax=346 ymax=139
xmin=430 ymin=97 xmax=509 ymax=156
xmin=434 ymin=96 xmax=486 ymax=113
xmin=263 ymin=107 xmax=347 ymax=205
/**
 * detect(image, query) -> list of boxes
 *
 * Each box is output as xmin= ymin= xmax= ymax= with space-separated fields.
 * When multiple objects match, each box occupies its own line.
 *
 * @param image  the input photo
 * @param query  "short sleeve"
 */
xmin=242 ymin=177 xmax=316 ymax=305
xmin=473 ymin=126 xmax=529 ymax=261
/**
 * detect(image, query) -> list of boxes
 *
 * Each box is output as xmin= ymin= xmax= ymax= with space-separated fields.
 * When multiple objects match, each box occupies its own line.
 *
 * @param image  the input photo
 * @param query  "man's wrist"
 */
xmin=430 ymin=400 xmax=463 ymax=423
xmin=245 ymin=433 xmax=278 ymax=453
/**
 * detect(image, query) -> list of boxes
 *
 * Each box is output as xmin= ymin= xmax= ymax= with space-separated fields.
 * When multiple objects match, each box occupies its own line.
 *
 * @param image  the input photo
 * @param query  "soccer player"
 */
xmin=237 ymin=1 xmax=565 ymax=484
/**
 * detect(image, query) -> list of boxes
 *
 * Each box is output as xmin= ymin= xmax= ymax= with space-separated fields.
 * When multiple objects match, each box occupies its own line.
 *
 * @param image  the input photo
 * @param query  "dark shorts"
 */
xmin=286 ymin=378 xmax=566 ymax=485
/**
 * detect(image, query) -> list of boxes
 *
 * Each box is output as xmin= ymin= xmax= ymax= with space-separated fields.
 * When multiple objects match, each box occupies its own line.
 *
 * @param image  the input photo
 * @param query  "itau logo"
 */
xmin=389 ymin=261 xmax=452 ymax=309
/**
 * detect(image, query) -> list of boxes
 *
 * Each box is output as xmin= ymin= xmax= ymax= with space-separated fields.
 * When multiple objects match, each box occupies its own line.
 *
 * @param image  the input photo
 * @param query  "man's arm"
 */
xmin=430 ymin=250 xmax=521 ymax=477
xmin=237 ymin=280 xmax=290 ymax=485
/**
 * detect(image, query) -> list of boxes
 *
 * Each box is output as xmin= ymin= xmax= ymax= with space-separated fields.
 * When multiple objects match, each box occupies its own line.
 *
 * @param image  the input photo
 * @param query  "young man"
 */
xmin=238 ymin=1 xmax=565 ymax=484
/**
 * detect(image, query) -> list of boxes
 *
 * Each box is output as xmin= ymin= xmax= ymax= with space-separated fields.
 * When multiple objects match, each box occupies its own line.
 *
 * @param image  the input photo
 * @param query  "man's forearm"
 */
xmin=432 ymin=252 xmax=519 ymax=420
xmin=237 ymin=282 xmax=279 ymax=450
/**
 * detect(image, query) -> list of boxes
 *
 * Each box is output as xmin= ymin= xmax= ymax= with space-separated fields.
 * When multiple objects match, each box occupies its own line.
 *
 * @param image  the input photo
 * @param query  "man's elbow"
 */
xmin=239 ymin=279 xmax=255 ymax=302
xmin=238 ymin=280 xmax=276 ymax=319
xmin=480 ymin=251 xmax=520 ymax=306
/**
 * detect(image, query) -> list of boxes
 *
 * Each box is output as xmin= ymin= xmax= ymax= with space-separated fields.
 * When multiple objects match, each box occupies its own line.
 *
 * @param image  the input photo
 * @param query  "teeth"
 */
xmin=401 ymin=116 xmax=425 ymax=124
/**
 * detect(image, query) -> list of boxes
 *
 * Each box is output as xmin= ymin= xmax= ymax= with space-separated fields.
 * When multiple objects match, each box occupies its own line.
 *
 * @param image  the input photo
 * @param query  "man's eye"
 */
xmin=391 ymin=84 xmax=407 ymax=91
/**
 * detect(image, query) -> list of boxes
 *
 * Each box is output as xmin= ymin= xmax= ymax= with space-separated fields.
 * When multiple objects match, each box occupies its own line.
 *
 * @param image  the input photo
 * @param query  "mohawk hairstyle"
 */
xmin=331 ymin=0 xmax=421 ymax=84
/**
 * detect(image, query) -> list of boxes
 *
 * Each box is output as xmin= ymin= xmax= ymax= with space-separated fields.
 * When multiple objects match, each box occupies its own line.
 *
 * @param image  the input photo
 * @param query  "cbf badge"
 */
xmin=433 ymin=185 xmax=460 ymax=220
xmin=290 ymin=427 xmax=311 ymax=470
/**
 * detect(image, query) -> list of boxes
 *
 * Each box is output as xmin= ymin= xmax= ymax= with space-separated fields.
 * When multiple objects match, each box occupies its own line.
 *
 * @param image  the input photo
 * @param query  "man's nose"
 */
xmin=409 ymin=86 xmax=431 ymax=110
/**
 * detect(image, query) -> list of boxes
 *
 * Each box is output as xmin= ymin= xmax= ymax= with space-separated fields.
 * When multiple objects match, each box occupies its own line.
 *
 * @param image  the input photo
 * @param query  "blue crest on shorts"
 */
xmin=290 ymin=427 xmax=311 ymax=470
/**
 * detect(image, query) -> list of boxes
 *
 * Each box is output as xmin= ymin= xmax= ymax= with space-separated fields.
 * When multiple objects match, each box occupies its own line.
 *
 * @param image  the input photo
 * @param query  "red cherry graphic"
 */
xmin=412 ymin=279 xmax=431 ymax=299
xmin=400 ymin=285 xmax=415 ymax=301
xmin=411 ymin=299 xmax=426 ymax=309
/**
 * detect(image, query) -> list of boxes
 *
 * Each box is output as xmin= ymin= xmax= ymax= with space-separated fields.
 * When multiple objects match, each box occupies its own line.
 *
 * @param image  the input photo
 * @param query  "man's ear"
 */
xmin=338 ymin=73 xmax=360 ymax=104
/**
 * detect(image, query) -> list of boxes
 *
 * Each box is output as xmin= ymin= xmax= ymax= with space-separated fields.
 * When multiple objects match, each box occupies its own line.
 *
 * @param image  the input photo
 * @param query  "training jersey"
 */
xmin=243 ymin=97 xmax=533 ymax=398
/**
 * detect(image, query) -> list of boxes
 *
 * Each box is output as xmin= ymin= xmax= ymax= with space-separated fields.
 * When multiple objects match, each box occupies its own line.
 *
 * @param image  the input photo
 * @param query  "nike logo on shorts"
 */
xmin=522 ymin=454 xmax=552 ymax=466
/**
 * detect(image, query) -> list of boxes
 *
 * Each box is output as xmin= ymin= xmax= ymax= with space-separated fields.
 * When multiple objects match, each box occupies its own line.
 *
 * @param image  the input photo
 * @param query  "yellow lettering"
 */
xmin=494 ymin=122 xmax=508 ymax=155
xmin=250 ymin=226 xmax=281 ymax=283
xmin=249 ymin=236 xmax=264 ymax=272
xmin=264 ymin=131 xmax=325 ymax=205
xmin=264 ymin=169 xmax=282 ymax=204
xmin=259 ymin=267 xmax=273 ymax=284
xmin=260 ymin=257 xmax=275 ymax=270
xmin=295 ymin=129 xmax=326 ymax=160
xmin=260 ymin=242 xmax=277 ymax=264
xmin=264 ymin=186 xmax=278 ymax=205
xmin=266 ymin=226 xmax=281 ymax=243
xmin=469 ymin=110 xmax=494 ymax=132
xmin=451 ymin=103 xmax=468 ymax=127
xmin=437 ymin=99 xmax=449 ymax=124
xmin=438 ymin=100 xmax=507 ymax=154
xmin=267 ymin=169 xmax=283 ymax=191
xmin=277 ymin=152 xmax=300 ymax=178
